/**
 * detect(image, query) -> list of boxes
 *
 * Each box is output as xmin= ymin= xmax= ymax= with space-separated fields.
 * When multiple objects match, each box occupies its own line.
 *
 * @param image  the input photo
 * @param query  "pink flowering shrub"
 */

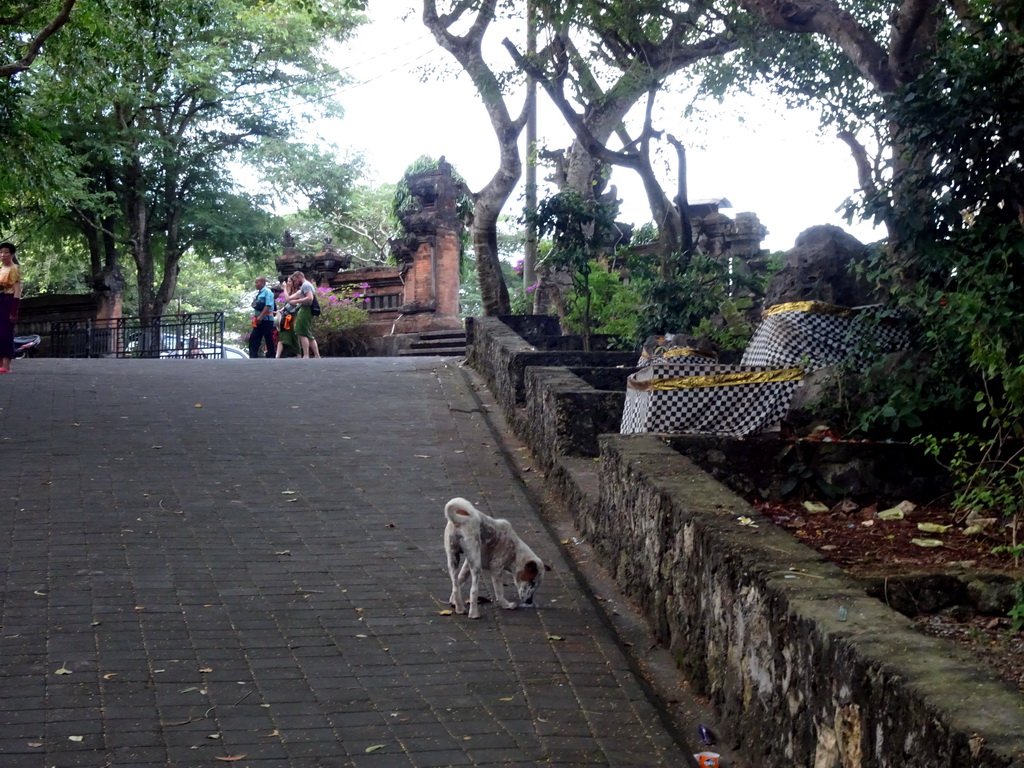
xmin=315 ymin=284 xmax=371 ymax=354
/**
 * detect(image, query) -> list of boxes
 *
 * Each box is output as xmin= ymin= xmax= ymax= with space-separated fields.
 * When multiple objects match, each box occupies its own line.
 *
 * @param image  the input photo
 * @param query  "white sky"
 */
xmin=323 ymin=4 xmax=884 ymax=253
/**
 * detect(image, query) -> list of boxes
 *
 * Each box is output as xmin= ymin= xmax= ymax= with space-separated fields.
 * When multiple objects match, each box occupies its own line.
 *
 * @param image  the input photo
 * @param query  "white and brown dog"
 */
xmin=444 ymin=497 xmax=548 ymax=619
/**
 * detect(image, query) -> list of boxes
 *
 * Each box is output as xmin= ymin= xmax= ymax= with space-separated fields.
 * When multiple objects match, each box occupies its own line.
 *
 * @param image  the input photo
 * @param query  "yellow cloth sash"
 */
xmin=662 ymin=347 xmax=715 ymax=359
xmin=763 ymin=301 xmax=852 ymax=318
xmin=628 ymin=367 xmax=804 ymax=391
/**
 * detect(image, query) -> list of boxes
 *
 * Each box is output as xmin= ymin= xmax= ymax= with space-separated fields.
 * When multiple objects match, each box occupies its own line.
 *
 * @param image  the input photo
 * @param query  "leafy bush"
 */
xmin=314 ymin=283 xmax=371 ymax=355
xmin=530 ymin=190 xmax=619 ymax=350
xmin=560 ymin=259 xmax=640 ymax=339
xmin=627 ymin=249 xmax=762 ymax=352
xmin=841 ymin=11 xmax=1024 ymax=437
xmin=832 ymin=14 xmax=1024 ymax=575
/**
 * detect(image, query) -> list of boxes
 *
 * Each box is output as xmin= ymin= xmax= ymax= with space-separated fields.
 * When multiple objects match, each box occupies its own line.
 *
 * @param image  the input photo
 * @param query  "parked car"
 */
xmin=221 ymin=345 xmax=248 ymax=359
xmin=126 ymin=332 xmax=247 ymax=360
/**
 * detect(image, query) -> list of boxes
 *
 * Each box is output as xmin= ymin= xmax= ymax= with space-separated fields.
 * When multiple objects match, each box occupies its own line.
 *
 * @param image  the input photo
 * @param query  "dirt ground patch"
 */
xmin=755 ymin=498 xmax=1024 ymax=694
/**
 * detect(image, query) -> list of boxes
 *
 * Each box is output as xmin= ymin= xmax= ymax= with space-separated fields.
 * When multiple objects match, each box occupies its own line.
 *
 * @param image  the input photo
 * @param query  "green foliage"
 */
xmin=507 ymin=261 xmax=533 ymax=316
xmin=691 ymin=297 xmax=758 ymax=353
xmin=4 ymin=0 xmax=365 ymax=317
xmin=914 ymin=388 xmax=1024 ymax=572
xmin=392 ymin=155 xmax=470 ymax=218
xmin=884 ymin=10 xmax=1024 ymax=252
xmin=560 ymin=260 xmax=639 ymax=339
xmin=177 ymin=250 xmax=276 ymax=344
xmin=845 ymin=233 xmax=1024 ymax=434
xmin=695 ymin=17 xmax=882 ymax=134
xmin=915 ymin=430 xmax=1023 ymax=521
xmin=533 ymin=0 xmax=755 ymax=113
xmin=858 ymin=12 xmax=1024 ymax=423
xmin=525 ymin=203 xmax=766 ymax=351
xmin=807 ymin=347 xmax=927 ymax=437
xmin=826 ymin=14 xmax=1024 ymax=444
xmin=1006 ymin=581 xmax=1024 ymax=632
xmin=280 ymin=180 xmax=402 ymax=266
xmin=19 ymin=235 xmax=93 ymax=296
xmin=257 ymin=140 xmax=366 ymax=227
xmin=184 ymin=192 xmax=282 ymax=264
xmin=530 ymin=190 xmax=619 ymax=349
xmin=314 ymin=283 xmax=371 ymax=354
xmin=459 ymin=253 xmax=484 ymax=318
xmin=628 ymin=249 xmax=757 ymax=351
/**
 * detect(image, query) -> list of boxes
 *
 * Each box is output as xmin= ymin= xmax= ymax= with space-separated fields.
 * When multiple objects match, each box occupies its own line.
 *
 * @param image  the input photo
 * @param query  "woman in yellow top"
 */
xmin=0 ymin=241 xmax=22 ymax=373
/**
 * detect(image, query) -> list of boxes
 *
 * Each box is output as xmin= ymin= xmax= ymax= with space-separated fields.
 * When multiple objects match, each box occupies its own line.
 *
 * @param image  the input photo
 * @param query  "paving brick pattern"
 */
xmin=0 ymin=358 xmax=694 ymax=767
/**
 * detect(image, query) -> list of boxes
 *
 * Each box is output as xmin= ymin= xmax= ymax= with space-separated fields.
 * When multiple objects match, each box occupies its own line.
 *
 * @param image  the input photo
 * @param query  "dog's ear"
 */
xmin=544 ymin=563 xmax=552 ymax=572
xmin=453 ymin=508 xmax=471 ymax=517
xmin=521 ymin=560 xmax=539 ymax=580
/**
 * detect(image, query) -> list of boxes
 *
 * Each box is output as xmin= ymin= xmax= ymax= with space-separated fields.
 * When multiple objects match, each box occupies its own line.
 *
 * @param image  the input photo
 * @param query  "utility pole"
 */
xmin=523 ymin=0 xmax=538 ymax=309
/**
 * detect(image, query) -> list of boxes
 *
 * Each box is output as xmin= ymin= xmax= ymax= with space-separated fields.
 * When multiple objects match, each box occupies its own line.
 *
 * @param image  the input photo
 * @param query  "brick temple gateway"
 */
xmin=275 ymin=159 xmax=467 ymax=340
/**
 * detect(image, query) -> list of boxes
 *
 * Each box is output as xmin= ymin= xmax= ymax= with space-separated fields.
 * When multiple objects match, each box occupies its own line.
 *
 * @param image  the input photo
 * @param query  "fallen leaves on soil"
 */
xmin=755 ymin=498 xmax=1024 ymax=693
xmin=754 ymin=499 xmax=1016 ymax=576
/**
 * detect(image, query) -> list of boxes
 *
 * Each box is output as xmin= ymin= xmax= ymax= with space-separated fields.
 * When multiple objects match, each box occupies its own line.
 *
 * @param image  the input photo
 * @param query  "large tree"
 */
xmin=505 ymin=0 xmax=747 ymax=261
xmin=12 ymin=0 xmax=366 ymax=319
xmin=422 ymin=0 xmax=522 ymax=315
xmin=715 ymin=0 xmax=1019 ymax=265
xmin=423 ymin=0 xmax=756 ymax=316
xmin=694 ymin=0 xmax=1024 ymax=439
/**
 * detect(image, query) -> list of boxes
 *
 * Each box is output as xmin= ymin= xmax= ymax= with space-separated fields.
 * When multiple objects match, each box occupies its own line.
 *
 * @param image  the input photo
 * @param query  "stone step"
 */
xmin=414 ymin=330 xmax=467 ymax=342
xmin=397 ymin=346 xmax=466 ymax=357
xmin=394 ymin=330 xmax=467 ymax=357
xmin=410 ymin=337 xmax=466 ymax=350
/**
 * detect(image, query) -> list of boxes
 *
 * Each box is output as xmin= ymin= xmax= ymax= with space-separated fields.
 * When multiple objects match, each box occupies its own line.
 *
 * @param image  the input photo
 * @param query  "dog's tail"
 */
xmin=445 ymin=497 xmax=480 ymax=526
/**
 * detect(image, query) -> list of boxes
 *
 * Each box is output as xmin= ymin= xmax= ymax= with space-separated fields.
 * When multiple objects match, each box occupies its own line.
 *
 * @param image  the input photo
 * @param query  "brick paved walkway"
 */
xmin=0 ymin=358 xmax=699 ymax=767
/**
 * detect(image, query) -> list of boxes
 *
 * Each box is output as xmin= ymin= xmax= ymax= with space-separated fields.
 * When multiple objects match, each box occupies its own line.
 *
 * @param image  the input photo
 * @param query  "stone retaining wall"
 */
xmin=467 ymin=315 xmax=1024 ymax=768
xmin=466 ymin=317 xmax=636 ymax=431
xmin=524 ymin=367 xmax=625 ymax=468
xmin=598 ymin=437 xmax=1023 ymax=767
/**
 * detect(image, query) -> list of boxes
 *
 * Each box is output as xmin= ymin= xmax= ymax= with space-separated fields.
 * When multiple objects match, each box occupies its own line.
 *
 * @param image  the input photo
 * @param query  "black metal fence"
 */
xmin=50 ymin=312 xmax=227 ymax=359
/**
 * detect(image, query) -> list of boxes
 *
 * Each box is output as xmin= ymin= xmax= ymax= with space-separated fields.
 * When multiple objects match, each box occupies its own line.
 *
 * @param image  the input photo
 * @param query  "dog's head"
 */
xmin=515 ymin=559 xmax=549 ymax=605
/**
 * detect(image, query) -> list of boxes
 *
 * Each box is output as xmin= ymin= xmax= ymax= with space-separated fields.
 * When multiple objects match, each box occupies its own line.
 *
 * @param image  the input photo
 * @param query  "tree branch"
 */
xmin=889 ymin=0 xmax=941 ymax=84
xmin=502 ymin=37 xmax=638 ymax=170
xmin=332 ymin=219 xmax=387 ymax=259
xmin=838 ymin=128 xmax=893 ymax=236
xmin=0 ymin=0 xmax=76 ymax=78
xmin=736 ymin=0 xmax=897 ymax=91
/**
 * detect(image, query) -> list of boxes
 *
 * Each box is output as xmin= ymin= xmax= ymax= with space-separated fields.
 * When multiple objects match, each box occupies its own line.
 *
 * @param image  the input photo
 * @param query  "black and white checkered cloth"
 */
xmin=741 ymin=302 xmax=909 ymax=371
xmin=621 ymin=303 xmax=909 ymax=437
xmin=620 ymin=362 xmax=802 ymax=437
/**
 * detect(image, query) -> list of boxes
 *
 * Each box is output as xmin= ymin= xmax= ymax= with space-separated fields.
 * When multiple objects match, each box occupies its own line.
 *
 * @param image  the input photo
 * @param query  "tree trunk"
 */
xmin=124 ymin=155 xmax=156 ymax=320
xmin=523 ymin=0 xmax=538 ymax=301
xmin=152 ymin=172 xmax=184 ymax=318
xmin=471 ymin=195 xmax=511 ymax=316
xmin=423 ymin=0 xmax=524 ymax=316
xmin=468 ymin=119 xmax=521 ymax=316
